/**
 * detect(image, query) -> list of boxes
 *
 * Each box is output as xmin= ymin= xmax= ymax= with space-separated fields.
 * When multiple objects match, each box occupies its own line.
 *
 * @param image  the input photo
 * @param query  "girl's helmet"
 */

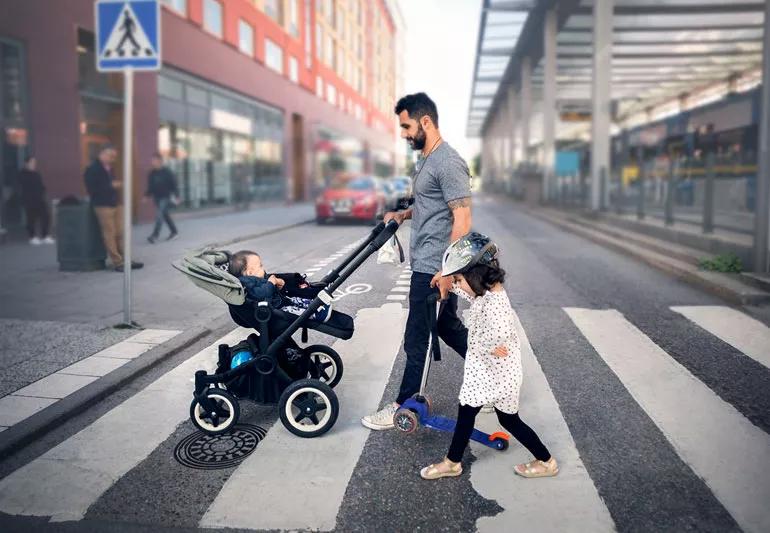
xmin=441 ymin=232 xmax=499 ymax=276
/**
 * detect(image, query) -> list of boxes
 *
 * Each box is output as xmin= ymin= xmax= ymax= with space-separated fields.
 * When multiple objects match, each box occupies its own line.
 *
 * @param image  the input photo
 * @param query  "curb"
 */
xmin=0 ymin=315 xmax=233 ymax=459
xmin=521 ymin=204 xmax=770 ymax=306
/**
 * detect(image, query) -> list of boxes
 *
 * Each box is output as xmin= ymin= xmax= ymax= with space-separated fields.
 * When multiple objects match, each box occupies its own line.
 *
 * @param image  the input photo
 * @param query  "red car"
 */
xmin=315 ymin=177 xmax=387 ymax=224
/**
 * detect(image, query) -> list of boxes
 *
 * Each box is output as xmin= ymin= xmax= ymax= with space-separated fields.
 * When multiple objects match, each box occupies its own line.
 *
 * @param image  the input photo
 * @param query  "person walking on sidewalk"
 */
xmin=419 ymin=233 xmax=559 ymax=480
xmin=144 ymin=153 xmax=179 ymax=243
xmin=84 ymin=144 xmax=143 ymax=272
xmin=362 ymin=92 xmax=472 ymax=430
xmin=18 ymin=155 xmax=54 ymax=245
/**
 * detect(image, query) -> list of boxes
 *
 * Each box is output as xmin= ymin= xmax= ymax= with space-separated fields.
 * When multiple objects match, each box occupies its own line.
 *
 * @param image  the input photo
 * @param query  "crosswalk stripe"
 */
xmin=671 ymin=306 xmax=770 ymax=370
xmin=471 ymin=309 xmax=615 ymax=532
xmin=565 ymin=308 xmax=770 ymax=533
xmin=0 ymin=328 xmax=248 ymax=522
xmin=200 ymin=303 xmax=409 ymax=531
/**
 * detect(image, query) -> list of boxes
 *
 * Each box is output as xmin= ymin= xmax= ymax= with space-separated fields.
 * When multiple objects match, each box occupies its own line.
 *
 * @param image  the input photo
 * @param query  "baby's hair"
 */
xmin=462 ymin=259 xmax=505 ymax=296
xmin=228 ymin=250 xmax=259 ymax=277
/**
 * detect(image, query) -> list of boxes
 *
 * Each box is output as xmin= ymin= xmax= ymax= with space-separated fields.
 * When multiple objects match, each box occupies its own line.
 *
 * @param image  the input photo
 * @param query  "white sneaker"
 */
xmin=481 ymin=403 xmax=495 ymax=414
xmin=361 ymin=402 xmax=399 ymax=430
xmin=29 ymin=237 xmax=41 ymax=245
xmin=42 ymin=236 xmax=55 ymax=244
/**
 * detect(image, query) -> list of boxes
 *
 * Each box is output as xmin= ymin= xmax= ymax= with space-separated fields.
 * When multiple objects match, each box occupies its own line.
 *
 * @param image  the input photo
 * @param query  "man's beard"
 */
xmin=407 ymin=124 xmax=427 ymax=151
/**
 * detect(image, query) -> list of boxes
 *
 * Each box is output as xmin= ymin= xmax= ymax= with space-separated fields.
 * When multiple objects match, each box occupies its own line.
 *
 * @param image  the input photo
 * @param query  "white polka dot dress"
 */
xmin=454 ymin=286 xmax=522 ymax=414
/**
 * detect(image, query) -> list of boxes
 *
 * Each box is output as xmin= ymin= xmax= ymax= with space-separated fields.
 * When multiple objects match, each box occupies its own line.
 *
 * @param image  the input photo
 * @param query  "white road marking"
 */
xmin=671 ymin=306 xmax=770 ymax=370
xmin=201 ymin=303 xmax=409 ymax=531
xmin=0 ymin=328 xmax=248 ymax=522
xmin=386 ymin=294 xmax=407 ymax=301
xmin=390 ymin=287 xmax=410 ymax=293
xmin=565 ymin=308 xmax=770 ymax=533
xmin=471 ymin=309 xmax=615 ymax=533
xmin=395 ymin=280 xmax=410 ymax=286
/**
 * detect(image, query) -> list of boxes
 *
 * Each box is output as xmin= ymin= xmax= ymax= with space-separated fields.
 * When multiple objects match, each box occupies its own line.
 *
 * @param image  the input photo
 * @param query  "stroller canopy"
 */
xmin=172 ymin=250 xmax=246 ymax=305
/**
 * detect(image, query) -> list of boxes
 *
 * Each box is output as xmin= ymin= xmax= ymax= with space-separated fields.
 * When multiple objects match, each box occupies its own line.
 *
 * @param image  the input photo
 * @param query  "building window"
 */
xmin=315 ymin=23 xmax=323 ymax=59
xmin=289 ymin=56 xmax=299 ymax=83
xmin=265 ymin=38 xmax=283 ymax=74
xmin=288 ymin=0 xmax=299 ymax=38
xmin=304 ymin=0 xmax=312 ymax=68
xmin=265 ymin=0 xmax=283 ymax=24
xmin=316 ymin=76 xmax=323 ymax=97
xmin=325 ymin=35 xmax=333 ymax=67
xmin=337 ymin=48 xmax=344 ymax=77
xmin=326 ymin=83 xmax=336 ymax=105
xmin=238 ymin=20 xmax=254 ymax=56
xmin=161 ymin=0 xmax=187 ymax=15
xmin=203 ymin=0 xmax=223 ymax=37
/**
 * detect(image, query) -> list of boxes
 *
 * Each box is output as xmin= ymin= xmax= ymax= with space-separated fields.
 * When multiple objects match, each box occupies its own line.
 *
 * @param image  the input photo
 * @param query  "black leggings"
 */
xmin=447 ymin=403 xmax=551 ymax=463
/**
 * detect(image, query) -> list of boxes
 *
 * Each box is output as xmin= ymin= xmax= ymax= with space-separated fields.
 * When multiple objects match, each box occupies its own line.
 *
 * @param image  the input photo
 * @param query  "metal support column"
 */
xmin=591 ymin=0 xmax=613 ymax=211
xmin=520 ymin=57 xmax=532 ymax=166
xmin=637 ymin=148 xmax=645 ymax=220
xmin=665 ymin=154 xmax=676 ymax=226
xmin=754 ymin=0 xmax=770 ymax=272
xmin=543 ymin=8 xmax=557 ymax=204
xmin=703 ymin=150 xmax=715 ymax=234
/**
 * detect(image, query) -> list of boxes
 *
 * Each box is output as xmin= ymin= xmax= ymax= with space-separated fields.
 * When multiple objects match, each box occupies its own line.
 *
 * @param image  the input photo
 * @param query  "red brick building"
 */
xmin=0 ymin=0 xmax=399 ymax=226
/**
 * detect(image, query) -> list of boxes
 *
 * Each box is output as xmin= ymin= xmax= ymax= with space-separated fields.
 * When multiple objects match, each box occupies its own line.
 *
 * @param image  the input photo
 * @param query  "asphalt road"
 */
xmin=1 ymin=195 xmax=768 ymax=533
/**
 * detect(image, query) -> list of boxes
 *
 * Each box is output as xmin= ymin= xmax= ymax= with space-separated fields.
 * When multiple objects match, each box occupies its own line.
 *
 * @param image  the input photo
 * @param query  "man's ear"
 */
xmin=421 ymin=115 xmax=432 ymax=130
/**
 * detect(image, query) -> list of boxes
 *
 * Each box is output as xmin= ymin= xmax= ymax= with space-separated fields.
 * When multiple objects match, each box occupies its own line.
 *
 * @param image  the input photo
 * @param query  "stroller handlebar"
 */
xmin=370 ymin=219 xmax=400 ymax=250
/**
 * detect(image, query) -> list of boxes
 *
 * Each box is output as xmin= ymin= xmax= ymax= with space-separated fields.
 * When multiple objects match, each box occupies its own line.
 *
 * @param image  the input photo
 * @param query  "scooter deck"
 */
xmin=424 ymin=415 xmax=504 ymax=449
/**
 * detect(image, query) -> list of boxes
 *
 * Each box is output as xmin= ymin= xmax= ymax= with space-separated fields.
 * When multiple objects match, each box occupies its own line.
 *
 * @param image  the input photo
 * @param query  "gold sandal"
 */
xmin=514 ymin=457 xmax=559 ymax=478
xmin=420 ymin=458 xmax=463 ymax=480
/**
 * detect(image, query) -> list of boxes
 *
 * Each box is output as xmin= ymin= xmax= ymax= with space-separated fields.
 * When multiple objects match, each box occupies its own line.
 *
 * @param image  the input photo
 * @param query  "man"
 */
xmin=144 ymin=153 xmax=179 ymax=243
xmin=84 ymin=144 xmax=143 ymax=272
xmin=362 ymin=92 xmax=472 ymax=430
xmin=18 ymin=155 xmax=54 ymax=245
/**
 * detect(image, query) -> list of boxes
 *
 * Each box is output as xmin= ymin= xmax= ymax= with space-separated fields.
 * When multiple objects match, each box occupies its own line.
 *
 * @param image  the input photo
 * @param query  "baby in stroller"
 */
xmin=227 ymin=250 xmax=332 ymax=323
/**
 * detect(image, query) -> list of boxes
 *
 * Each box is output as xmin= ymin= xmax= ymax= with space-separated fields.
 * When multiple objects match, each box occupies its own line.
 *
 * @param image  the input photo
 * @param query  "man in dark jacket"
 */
xmin=84 ymin=144 xmax=143 ymax=271
xmin=144 ymin=153 xmax=178 ymax=243
xmin=18 ymin=155 xmax=54 ymax=245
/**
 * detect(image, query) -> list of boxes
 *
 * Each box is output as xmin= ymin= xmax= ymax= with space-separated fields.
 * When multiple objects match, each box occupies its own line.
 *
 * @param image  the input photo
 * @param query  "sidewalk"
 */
xmin=0 ymin=202 xmax=314 ymax=422
xmin=512 ymin=198 xmax=770 ymax=307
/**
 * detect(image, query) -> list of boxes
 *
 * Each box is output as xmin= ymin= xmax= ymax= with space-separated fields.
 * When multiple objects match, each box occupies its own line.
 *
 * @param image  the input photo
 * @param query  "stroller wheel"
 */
xmin=305 ymin=345 xmax=343 ymax=388
xmin=394 ymin=408 xmax=419 ymax=434
xmin=190 ymin=388 xmax=240 ymax=435
xmin=279 ymin=379 xmax=339 ymax=438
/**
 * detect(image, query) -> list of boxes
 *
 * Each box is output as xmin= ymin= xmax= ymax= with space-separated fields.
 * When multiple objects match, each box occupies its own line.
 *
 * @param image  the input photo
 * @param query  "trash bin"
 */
xmin=56 ymin=197 xmax=106 ymax=271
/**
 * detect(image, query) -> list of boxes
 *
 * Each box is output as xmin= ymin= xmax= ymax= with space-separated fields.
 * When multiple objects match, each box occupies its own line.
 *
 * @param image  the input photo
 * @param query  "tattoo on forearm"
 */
xmin=447 ymin=197 xmax=471 ymax=210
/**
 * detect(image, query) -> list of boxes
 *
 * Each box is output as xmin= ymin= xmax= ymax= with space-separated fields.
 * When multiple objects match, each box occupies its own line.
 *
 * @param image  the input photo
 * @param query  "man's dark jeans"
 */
xmin=396 ymin=272 xmax=468 ymax=404
xmin=150 ymin=197 xmax=177 ymax=238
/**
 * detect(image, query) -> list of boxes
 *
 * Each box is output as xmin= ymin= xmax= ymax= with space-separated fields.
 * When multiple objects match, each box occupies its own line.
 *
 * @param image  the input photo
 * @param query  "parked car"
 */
xmin=377 ymin=178 xmax=401 ymax=211
xmin=315 ymin=176 xmax=387 ymax=224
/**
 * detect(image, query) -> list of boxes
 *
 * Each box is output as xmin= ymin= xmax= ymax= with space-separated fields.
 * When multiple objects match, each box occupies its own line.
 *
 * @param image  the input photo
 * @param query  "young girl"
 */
xmin=420 ymin=232 xmax=558 ymax=480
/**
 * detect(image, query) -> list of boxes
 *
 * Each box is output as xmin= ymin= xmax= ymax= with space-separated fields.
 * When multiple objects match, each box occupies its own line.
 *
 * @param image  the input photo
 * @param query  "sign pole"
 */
xmin=123 ymin=68 xmax=134 ymax=325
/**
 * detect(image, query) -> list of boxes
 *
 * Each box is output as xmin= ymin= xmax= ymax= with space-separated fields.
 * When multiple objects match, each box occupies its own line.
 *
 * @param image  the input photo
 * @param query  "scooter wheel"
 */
xmin=411 ymin=393 xmax=432 ymax=416
xmin=492 ymin=437 xmax=509 ymax=451
xmin=394 ymin=408 xmax=419 ymax=434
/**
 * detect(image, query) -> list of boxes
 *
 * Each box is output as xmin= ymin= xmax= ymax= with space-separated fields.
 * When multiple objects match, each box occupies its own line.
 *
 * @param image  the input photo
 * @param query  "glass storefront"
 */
xmin=0 ymin=37 xmax=30 ymax=230
xmin=157 ymin=68 xmax=285 ymax=208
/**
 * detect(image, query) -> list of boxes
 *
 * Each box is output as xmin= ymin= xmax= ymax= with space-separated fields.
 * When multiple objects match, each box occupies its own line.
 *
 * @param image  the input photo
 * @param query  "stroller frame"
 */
xmin=188 ymin=220 xmax=401 ymax=437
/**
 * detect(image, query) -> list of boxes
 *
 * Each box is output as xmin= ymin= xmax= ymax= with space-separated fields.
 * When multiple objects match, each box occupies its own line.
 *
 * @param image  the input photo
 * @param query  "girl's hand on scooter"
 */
xmin=492 ymin=345 xmax=509 ymax=358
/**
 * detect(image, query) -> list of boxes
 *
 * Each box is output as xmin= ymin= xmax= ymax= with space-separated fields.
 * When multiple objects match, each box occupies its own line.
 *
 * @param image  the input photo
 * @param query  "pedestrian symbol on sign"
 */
xmin=102 ymin=5 xmax=155 ymax=59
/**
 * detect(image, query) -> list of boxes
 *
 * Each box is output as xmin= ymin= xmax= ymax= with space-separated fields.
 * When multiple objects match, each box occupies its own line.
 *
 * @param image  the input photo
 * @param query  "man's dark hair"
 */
xmin=100 ymin=143 xmax=115 ymax=153
xmin=24 ymin=155 xmax=35 ymax=164
xmin=228 ymin=250 xmax=258 ymax=277
xmin=463 ymin=260 xmax=506 ymax=297
xmin=394 ymin=92 xmax=439 ymax=128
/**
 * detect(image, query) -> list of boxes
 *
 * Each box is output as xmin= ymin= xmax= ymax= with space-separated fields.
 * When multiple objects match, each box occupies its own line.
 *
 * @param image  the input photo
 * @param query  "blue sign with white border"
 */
xmin=95 ymin=0 xmax=161 ymax=72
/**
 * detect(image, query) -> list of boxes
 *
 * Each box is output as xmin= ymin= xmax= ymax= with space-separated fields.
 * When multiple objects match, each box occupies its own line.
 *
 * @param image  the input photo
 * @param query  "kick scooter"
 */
xmin=393 ymin=293 xmax=510 ymax=451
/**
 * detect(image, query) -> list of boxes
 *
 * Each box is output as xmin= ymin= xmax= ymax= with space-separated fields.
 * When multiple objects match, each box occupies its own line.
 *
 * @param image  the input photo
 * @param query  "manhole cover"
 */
xmin=174 ymin=424 xmax=266 ymax=470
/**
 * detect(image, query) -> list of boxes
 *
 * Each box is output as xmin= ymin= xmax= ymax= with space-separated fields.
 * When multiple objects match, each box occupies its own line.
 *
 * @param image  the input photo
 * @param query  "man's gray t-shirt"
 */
xmin=409 ymin=142 xmax=471 ymax=274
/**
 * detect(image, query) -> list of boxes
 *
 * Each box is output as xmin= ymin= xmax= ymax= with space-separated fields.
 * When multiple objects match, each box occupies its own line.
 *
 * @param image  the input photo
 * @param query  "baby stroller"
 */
xmin=173 ymin=220 xmax=401 ymax=438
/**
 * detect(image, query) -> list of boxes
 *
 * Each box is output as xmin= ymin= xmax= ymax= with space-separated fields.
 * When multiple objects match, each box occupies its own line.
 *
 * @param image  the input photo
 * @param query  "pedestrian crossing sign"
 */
xmin=96 ymin=0 xmax=161 ymax=72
